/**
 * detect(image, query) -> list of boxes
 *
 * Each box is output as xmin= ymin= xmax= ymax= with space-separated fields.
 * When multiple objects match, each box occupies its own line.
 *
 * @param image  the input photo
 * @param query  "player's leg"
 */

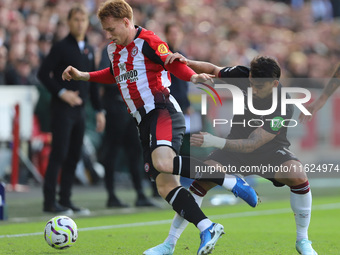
xmin=149 ymin=99 xmax=257 ymax=206
xmin=142 ymin=107 xmax=224 ymax=254
xmin=143 ymin=180 xmax=207 ymax=255
xmin=274 ymin=160 xmax=317 ymax=255
xmin=145 ymin=164 xmax=258 ymax=255
xmin=146 ymin=162 xmax=224 ymax=255
xmin=172 ymin=153 xmax=259 ymax=207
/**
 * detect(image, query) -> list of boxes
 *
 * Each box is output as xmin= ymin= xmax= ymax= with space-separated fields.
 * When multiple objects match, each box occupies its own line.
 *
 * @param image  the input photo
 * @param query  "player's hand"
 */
xmin=96 ymin=111 xmax=106 ymax=132
xmin=165 ymin=52 xmax=187 ymax=65
xmin=60 ymin=90 xmax=83 ymax=107
xmin=62 ymin=66 xmax=89 ymax=81
xmin=190 ymin=132 xmax=208 ymax=147
xmin=190 ymin=73 xmax=215 ymax=84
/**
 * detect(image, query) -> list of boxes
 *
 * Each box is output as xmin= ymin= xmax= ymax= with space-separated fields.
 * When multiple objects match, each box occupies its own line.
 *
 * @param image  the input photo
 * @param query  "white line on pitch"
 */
xmin=1 ymin=202 xmax=340 ymax=239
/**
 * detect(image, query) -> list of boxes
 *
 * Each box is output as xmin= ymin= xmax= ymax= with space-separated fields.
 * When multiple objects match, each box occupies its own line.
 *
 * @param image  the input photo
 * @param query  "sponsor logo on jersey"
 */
xmin=270 ymin=116 xmax=284 ymax=131
xmin=115 ymin=69 xmax=139 ymax=83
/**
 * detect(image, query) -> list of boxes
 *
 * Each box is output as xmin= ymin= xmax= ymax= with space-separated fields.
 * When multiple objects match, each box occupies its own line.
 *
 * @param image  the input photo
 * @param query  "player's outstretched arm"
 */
xmin=299 ymin=63 xmax=340 ymax=123
xmin=191 ymin=128 xmax=276 ymax=153
xmin=62 ymin=65 xmax=90 ymax=81
xmin=164 ymin=55 xmax=214 ymax=84
xmin=165 ymin=52 xmax=222 ymax=77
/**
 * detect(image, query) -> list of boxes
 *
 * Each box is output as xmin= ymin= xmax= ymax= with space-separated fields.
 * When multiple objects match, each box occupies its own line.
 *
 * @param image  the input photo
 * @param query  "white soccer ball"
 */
xmin=44 ymin=215 xmax=78 ymax=249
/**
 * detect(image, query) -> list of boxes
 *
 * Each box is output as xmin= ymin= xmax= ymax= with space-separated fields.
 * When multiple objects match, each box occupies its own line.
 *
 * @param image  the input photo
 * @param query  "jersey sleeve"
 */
xmin=219 ymin=66 xmax=250 ymax=78
xmin=141 ymin=31 xmax=171 ymax=67
xmin=88 ymin=67 xmax=115 ymax=84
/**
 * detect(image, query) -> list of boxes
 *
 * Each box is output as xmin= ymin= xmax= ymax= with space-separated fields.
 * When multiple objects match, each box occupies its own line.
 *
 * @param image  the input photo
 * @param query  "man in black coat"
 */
xmin=38 ymin=4 xmax=105 ymax=215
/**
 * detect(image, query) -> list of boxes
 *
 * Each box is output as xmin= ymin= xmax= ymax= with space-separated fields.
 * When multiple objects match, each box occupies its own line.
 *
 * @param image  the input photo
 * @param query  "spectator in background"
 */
xmin=97 ymin=48 xmax=155 ymax=208
xmin=38 ymin=33 xmax=54 ymax=60
xmin=5 ymin=57 xmax=35 ymax=85
xmin=37 ymin=4 xmax=105 ymax=215
xmin=0 ymin=46 xmax=8 ymax=84
xmin=311 ymin=0 xmax=333 ymax=22
xmin=164 ymin=22 xmax=195 ymax=156
xmin=164 ymin=23 xmax=191 ymax=116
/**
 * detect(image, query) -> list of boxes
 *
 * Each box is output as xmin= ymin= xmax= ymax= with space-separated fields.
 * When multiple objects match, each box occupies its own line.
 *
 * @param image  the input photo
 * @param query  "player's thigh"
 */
xmin=155 ymin=173 xmax=180 ymax=198
xmin=274 ymin=160 xmax=308 ymax=186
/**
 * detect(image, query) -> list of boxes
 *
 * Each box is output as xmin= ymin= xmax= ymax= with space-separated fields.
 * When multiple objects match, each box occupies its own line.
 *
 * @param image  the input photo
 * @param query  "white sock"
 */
xmin=222 ymin=174 xmax=237 ymax=190
xmin=290 ymin=190 xmax=312 ymax=242
xmin=165 ymin=190 xmax=204 ymax=246
xmin=197 ymin=218 xmax=213 ymax=232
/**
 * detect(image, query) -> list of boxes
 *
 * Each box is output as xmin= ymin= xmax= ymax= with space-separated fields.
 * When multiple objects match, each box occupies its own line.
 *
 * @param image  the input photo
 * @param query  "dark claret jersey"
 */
xmin=218 ymin=66 xmax=293 ymax=154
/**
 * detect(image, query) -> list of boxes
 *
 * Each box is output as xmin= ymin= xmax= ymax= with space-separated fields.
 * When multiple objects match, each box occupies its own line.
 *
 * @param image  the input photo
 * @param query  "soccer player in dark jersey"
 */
xmin=60 ymin=1 xmax=258 ymax=254
xmin=299 ymin=63 xmax=340 ymax=123
xmin=145 ymin=53 xmax=317 ymax=255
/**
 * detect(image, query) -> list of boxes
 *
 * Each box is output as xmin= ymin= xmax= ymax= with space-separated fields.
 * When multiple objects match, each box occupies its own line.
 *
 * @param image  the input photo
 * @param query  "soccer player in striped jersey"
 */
xmin=60 ymin=1 xmax=257 ymax=254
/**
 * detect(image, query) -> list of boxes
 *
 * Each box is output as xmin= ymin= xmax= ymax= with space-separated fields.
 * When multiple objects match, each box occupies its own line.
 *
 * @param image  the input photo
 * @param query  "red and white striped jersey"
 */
xmin=107 ymin=26 xmax=181 ymax=123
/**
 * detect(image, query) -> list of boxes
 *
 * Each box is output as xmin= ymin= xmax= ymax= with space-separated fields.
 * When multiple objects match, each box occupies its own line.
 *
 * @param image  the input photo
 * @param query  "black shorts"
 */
xmin=206 ymin=147 xmax=299 ymax=187
xmin=138 ymin=100 xmax=185 ymax=181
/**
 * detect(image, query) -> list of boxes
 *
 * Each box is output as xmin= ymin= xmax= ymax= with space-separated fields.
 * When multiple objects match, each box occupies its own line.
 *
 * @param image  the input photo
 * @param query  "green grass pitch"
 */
xmin=0 ymin=195 xmax=339 ymax=255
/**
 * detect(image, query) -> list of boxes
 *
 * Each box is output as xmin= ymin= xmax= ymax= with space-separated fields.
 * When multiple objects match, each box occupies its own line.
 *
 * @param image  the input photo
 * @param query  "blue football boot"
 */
xmin=231 ymin=176 xmax=259 ymax=207
xmin=197 ymin=223 xmax=224 ymax=255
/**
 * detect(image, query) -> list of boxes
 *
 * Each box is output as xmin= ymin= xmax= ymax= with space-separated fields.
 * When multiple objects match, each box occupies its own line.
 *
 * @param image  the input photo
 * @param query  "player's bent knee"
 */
xmin=287 ymin=177 xmax=308 ymax=187
xmin=151 ymin=146 xmax=176 ymax=174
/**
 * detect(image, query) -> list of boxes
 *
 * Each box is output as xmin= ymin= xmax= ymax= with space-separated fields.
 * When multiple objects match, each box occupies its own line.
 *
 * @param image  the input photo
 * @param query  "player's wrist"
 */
xmin=202 ymin=133 xmax=226 ymax=149
xmin=80 ymin=72 xmax=90 ymax=81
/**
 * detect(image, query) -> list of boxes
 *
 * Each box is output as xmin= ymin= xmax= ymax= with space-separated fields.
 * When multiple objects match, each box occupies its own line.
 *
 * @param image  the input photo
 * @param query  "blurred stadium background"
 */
xmin=0 ymin=0 xmax=339 ymax=221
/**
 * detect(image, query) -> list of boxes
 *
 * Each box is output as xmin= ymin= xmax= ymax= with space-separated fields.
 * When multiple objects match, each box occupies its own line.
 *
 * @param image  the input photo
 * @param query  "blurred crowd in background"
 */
xmin=0 ymin=0 xmax=339 ymax=89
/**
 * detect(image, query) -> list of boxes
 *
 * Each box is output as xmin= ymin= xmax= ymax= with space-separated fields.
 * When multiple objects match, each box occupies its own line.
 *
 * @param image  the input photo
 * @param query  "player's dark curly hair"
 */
xmin=250 ymin=56 xmax=281 ymax=80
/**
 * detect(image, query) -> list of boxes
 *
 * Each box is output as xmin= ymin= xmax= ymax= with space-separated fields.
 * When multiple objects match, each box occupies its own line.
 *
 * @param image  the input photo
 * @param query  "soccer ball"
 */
xmin=44 ymin=215 xmax=78 ymax=249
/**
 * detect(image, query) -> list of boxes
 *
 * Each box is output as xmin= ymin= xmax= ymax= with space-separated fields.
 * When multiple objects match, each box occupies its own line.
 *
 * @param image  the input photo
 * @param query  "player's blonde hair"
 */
xmin=97 ymin=0 xmax=133 ymax=22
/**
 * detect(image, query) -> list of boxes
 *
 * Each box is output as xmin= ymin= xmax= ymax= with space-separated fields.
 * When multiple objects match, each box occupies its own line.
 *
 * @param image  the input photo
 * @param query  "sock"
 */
xmin=290 ymin=181 xmax=311 ymax=242
xmin=173 ymin=156 xmax=225 ymax=185
xmin=165 ymin=182 xmax=208 ymax=247
xmin=165 ymin=186 xmax=207 ymax=227
xmin=165 ymin=195 xmax=201 ymax=246
xmin=222 ymin=175 xmax=237 ymax=190
xmin=190 ymin=181 xmax=212 ymax=232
